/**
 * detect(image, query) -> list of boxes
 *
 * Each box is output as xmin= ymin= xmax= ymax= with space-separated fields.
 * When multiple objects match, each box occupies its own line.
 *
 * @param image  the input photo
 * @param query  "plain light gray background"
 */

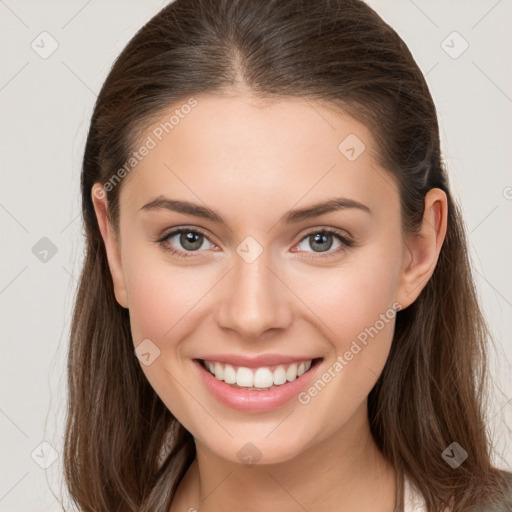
xmin=0 ymin=1 xmax=511 ymax=510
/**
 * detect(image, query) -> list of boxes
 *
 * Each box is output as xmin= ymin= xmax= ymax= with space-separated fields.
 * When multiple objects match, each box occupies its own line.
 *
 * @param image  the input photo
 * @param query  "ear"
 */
xmin=91 ymin=183 xmax=129 ymax=308
xmin=396 ymin=188 xmax=448 ymax=310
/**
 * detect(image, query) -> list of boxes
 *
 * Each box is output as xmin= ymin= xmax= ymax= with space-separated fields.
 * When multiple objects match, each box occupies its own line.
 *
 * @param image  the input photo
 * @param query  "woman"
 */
xmin=63 ymin=0 xmax=512 ymax=510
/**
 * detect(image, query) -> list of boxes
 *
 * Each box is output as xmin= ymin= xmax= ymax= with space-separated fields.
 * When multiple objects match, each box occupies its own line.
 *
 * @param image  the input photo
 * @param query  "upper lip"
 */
xmin=195 ymin=354 xmax=322 ymax=368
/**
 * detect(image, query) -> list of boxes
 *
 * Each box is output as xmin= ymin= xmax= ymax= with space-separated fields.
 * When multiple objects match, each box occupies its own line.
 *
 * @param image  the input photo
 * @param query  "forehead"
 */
xmin=119 ymin=93 xmax=398 ymax=219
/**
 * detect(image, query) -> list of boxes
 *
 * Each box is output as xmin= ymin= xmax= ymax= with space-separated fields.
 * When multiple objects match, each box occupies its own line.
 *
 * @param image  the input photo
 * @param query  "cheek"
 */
xmin=122 ymin=251 xmax=215 ymax=421
xmin=297 ymin=243 xmax=400 ymax=328
xmin=292 ymin=246 xmax=402 ymax=387
xmin=330 ymin=270 xmax=399 ymax=348
xmin=125 ymin=258 xmax=212 ymax=345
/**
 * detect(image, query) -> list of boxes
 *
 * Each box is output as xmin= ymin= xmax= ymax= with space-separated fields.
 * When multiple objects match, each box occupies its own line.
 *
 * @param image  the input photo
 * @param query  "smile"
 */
xmin=201 ymin=358 xmax=314 ymax=389
xmin=193 ymin=357 xmax=323 ymax=412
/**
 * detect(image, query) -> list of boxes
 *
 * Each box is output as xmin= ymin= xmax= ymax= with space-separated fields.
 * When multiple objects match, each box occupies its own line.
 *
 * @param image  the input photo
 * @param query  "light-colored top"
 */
xmin=403 ymin=474 xmax=428 ymax=511
xmin=403 ymin=474 xmax=455 ymax=512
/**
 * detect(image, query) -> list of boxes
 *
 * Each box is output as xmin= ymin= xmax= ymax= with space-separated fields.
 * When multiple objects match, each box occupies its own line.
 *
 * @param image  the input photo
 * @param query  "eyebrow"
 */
xmin=139 ymin=195 xmax=372 ymax=224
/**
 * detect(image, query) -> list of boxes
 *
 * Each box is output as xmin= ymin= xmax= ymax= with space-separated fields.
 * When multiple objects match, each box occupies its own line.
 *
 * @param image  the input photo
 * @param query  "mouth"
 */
xmin=197 ymin=357 xmax=323 ymax=389
xmin=192 ymin=357 xmax=324 ymax=412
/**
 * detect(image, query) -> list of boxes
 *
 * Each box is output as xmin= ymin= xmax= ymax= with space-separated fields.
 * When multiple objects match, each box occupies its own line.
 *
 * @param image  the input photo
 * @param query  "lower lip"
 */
xmin=193 ymin=358 xmax=323 ymax=413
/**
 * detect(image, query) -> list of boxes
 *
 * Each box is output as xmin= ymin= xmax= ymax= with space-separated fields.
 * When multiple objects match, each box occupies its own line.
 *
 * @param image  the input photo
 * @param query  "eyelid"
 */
xmin=157 ymin=225 xmax=354 ymax=259
xmin=292 ymin=227 xmax=354 ymax=259
xmin=296 ymin=225 xmax=354 ymax=244
xmin=158 ymin=225 xmax=216 ymax=245
xmin=156 ymin=226 xmax=218 ymax=258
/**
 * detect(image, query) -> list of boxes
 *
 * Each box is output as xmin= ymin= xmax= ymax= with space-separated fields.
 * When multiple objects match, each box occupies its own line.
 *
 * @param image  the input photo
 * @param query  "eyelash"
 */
xmin=156 ymin=227 xmax=354 ymax=260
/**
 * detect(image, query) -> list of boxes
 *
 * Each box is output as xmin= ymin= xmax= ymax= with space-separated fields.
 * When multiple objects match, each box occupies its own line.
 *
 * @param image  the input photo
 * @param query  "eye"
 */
xmin=293 ymin=229 xmax=353 ymax=259
xmin=157 ymin=226 xmax=354 ymax=260
xmin=158 ymin=228 xmax=216 ymax=258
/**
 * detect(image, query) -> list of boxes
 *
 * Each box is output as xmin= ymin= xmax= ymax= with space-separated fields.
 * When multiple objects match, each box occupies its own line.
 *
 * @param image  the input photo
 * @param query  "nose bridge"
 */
xmin=215 ymin=241 xmax=293 ymax=338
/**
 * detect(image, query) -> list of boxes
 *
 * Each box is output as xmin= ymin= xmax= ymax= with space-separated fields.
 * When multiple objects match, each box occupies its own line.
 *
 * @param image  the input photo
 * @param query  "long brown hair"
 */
xmin=63 ymin=0 xmax=512 ymax=510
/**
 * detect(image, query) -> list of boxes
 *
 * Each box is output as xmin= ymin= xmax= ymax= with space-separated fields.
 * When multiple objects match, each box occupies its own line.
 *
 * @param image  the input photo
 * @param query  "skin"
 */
xmin=92 ymin=93 xmax=448 ymax=512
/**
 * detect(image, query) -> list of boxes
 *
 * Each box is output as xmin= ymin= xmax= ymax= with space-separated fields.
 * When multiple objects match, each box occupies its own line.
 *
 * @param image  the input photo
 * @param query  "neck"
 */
xmin=171 ymin=401 xmax=397 ymax=512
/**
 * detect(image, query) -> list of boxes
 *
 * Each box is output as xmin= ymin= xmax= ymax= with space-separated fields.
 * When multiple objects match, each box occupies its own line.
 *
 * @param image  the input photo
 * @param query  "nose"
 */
xmin=215 ymin=249 xmax=294 ymax=340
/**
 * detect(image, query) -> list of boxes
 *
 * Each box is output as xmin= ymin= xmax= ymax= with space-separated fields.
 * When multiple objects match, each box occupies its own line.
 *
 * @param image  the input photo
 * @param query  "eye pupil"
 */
xmin=181 ymin=231 xmax=203 ymax=250
xmin=310 ymin=232 xmax=333 ymax=252
xmin=164 ymin=228 xmax=346 ymax=258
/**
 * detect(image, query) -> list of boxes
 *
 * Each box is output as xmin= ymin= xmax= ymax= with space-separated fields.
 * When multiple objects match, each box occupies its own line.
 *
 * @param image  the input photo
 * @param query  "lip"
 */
xmin=195 ymin=353 xmax=320 ymax=368
xmin=192 ymin=357 xmax=323 ymax=413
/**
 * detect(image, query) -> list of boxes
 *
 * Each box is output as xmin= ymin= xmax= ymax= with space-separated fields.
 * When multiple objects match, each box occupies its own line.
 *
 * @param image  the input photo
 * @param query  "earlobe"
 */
xmin=91 ymin=183 xmax=129 ymax=309
xmin=397 ymin=188 xmax=448 ymax=309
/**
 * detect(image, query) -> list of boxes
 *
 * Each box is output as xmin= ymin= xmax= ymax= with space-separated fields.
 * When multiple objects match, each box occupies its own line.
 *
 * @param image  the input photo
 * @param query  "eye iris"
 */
xmin=181 ymin=231 xmax=203 ymax=251
xmin=310 ymin=232 xmax=333 ymax=252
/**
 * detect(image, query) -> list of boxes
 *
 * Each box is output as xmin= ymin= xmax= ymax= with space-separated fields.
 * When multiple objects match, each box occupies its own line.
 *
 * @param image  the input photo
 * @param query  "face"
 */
xmin=92 ymin=93 xmax=445 ymax=465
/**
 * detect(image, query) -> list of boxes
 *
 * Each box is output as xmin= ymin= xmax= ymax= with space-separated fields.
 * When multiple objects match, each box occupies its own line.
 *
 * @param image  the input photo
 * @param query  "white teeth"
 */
xmin=286 ymin=363 xmax=297 ymax=381
xmin=214 ymin=362 xmax=224 ymax=380
xmin=236 ymin=367 xmax=254 ymax=387
xmin=223 ymin=364 xmax=237 ymax=384
xmin=253 ymin=367 xmax=274 ymax=388
xmin=203 ymin=359 xmax=315 ymax=389
xmin=273 ymin=365 xmax=287 ymax=385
